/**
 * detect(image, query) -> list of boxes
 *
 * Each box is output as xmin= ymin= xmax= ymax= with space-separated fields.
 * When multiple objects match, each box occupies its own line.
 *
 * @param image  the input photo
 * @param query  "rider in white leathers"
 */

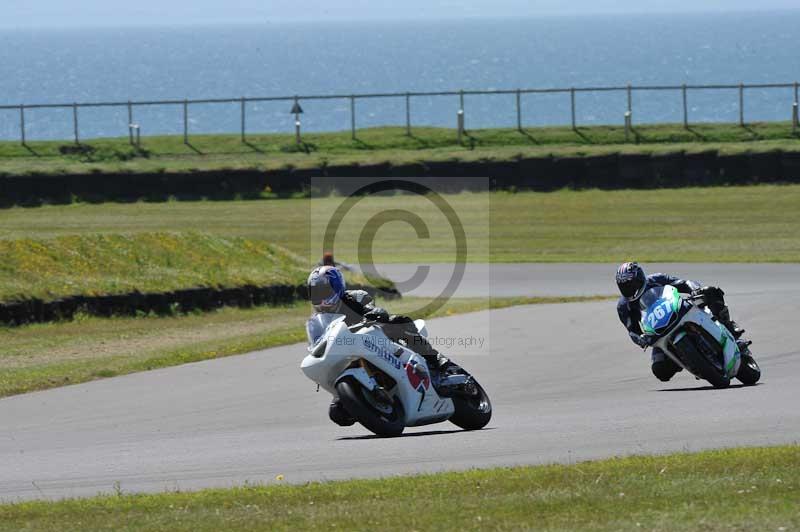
xmin=306 ymin=265 xmax=451 ymax=425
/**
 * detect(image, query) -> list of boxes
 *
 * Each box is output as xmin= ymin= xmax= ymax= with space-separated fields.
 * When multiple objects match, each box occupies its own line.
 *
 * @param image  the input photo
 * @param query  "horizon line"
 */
xmin=2 ymin=8 xmax=800 ymax=31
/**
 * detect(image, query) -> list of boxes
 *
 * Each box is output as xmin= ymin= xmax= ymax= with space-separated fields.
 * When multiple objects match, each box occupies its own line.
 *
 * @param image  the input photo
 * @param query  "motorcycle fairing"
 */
xmin=654 ymin=306 xmax=742 ymax=378
xmin=639 ymin=285 xmax=741 ymax=378
xmin=640 ymin=285 xmax=682 ymax=335
xmin=301 ymin=320 xmax=455 ymax=426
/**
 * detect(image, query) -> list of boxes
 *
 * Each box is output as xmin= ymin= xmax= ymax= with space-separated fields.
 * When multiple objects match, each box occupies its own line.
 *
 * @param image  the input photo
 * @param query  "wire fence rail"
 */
xmin=2 ymin=81 xmax=800 ymax=146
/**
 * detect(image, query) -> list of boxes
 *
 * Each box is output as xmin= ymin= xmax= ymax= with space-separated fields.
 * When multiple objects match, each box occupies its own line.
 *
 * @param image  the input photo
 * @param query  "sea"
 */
xmin=1 ymin=11 xmax=799 ymax=141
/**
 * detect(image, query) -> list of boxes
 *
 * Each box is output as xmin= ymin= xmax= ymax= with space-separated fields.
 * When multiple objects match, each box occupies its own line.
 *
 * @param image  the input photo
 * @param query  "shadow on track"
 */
xmin=337 ymin=427 xmax=495 ymax=441
xmin=657 ymin=383 xmax=761 ymax=392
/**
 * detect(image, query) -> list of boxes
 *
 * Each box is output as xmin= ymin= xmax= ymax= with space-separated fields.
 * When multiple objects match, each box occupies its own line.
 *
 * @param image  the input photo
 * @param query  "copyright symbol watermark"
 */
xmin=309 ymin=176 xmax=488 ymax=317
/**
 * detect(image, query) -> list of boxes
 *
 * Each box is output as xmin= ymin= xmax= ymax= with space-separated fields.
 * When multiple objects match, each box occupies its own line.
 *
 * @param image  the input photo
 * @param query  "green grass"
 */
xmin=0 ymin=295 xmax=608 ymax=398
xmin=1 ymin=445 xmax=797 ymax=531
xmin=2 ymin=187 xmax=799 ymax=263
xmin=0 ymin=122 xmax=798 ymax=176
xmin=0 ymin=232 xmax=311 ymax=303
xmin=0 ymin=232 xmax=395 ymax=304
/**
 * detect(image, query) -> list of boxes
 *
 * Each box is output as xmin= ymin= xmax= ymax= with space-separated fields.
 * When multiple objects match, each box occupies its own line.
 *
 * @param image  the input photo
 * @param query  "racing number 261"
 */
xmin=648 ymin=301 xmax=671 ymax=327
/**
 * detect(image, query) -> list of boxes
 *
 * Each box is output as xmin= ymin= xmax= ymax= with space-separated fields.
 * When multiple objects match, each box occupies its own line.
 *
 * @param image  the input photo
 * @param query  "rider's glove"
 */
xmin=363 ymin=307 xmax=390 ymax=322
xmin=690 ymin=287 xmax=706 ymax=299
xmin=386 ymin=314 xmax=413 ymax=325
xmin=692 ymin=286 xmax=724 ymax=299
xmin=635 ymin=334 xmax=654 ymax=349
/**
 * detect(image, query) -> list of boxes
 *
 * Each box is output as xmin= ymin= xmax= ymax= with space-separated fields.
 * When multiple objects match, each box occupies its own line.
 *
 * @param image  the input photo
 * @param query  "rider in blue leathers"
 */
xmin=615 ymin=262 xmax=746 ymax=382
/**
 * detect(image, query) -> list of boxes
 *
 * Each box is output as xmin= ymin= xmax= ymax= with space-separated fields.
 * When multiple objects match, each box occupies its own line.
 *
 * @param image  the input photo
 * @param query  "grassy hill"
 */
xmin=0 ymin=232 xmax=390 ymax=304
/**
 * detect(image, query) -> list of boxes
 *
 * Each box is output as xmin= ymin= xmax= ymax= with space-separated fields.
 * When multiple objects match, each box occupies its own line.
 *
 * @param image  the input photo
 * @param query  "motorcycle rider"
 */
xmin=306 ymin=264 xmax=453 ymax=425
xmin=615 ymin=261 xmax=747 ymax=382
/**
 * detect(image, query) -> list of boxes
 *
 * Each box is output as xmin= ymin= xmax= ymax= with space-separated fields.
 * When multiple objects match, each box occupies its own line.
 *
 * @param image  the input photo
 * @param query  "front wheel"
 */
xmin=449 ymin=379 xmax=492 ymax=431
xmin=335 ymin=377 xmax=405 ymax=437
xmin=675 ymin=336 xmax=730 ymax=389
xmin=736 ymin=353 xmax=761 ymax=386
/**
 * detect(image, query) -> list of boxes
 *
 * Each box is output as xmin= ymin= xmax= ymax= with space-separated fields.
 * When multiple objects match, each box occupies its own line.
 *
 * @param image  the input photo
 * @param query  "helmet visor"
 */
xmin=619 ymin=278 xmax=646 ymax=301
xmin=308 ymin=283 xmax=335 ymax=306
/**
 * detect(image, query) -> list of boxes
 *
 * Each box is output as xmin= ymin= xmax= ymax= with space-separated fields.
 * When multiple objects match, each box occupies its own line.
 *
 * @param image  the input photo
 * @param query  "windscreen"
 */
xmin=307 ymin=313 xmax=345 ymax=347
xmin=639 ymin=286 xmax=664 ymax=313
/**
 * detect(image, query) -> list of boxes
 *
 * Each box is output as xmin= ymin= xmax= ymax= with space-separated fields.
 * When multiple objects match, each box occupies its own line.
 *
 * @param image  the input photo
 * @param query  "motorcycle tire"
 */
xmin=449 ymin=379 xmax=492 ymax=431
xmin=676 ymin=335 xmax=730 ymax=389
xmin=335 ymin=377 xmax=405 ymax=437
xmin=736 ymin=353 xmax=761 ymax=386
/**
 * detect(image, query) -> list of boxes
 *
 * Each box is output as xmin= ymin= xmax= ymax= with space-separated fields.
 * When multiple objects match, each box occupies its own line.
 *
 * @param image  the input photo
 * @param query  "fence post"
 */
xmin=19 ymin=105 xmax=26 ymax=146
xmin=72 ymin=103 xmax=79 ymax=144
xmin=292 ymin=95 xmax=303 ymax=145
xmin=350 ymin=95 xmax=356 ymax=140
xmin=570 ymin=88 xmax=576 ymax=130
xmin=127 ymin=101 xmax=133 ymax=145
xmin=183 ymin=100 xmax=189 ymax=144
xmin=459 ymin=90 xmax=465 ymax=131
xmin=240 ymin=97 xmax=246 ymax=143
xmin=739 ymin=83 xmax=745 ymax=127
xmin=516 ymin=89 xmax=522 ymax=131
xmin=627 ymin=84 xmax=632 ymax=119
xmin=405 ymin=92 xmax=411 ymax=136
xmin=682 ymin=84 xmax=689 ymax=129
xmin=795 ymin=81 xmax=799 ymax=108
xmin=626 ymin=84 xmax=633 ymax=142
xmin=625 ymin=112 xmax=632 ymax=143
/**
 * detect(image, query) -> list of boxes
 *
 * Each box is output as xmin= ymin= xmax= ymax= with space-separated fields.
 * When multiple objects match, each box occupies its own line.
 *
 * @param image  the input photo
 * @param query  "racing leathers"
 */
xmin=307 ymin=289 xmax=447 ymax=427
xmin=306 ymin=289 xmax=444 ymax=367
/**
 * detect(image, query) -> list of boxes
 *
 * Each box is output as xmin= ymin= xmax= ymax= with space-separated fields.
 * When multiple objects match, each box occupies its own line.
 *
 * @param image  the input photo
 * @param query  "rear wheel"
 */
xmin=675 ymin=335 xmax=730 ymax=389
xmin=335 ymin=377 xmax=405 ymax=437
xmin=449 ymin=379 xmax=492 ymax=431
xmin=736 ymin=353 xmax=761 ymax=386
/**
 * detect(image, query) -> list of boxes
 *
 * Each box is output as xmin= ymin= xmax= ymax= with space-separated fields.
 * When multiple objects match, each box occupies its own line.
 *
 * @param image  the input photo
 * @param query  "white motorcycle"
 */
xmin=639 ymin=285 xmax=761 ymax=389
xmin=301 ymin=314 xmax=492 ymax=437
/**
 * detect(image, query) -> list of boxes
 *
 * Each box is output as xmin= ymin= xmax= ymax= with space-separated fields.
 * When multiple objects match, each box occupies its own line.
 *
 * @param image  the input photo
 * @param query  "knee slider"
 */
xmin=652 ymin=361 xmax=677 ymax=382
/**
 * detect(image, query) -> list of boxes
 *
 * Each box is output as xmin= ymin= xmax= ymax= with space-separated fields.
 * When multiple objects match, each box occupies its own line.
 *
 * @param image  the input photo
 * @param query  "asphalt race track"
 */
xmin=1 ymin=264 xmax=799 ymax=501
xmin=372 ymin=263 xmax=800 ymax=298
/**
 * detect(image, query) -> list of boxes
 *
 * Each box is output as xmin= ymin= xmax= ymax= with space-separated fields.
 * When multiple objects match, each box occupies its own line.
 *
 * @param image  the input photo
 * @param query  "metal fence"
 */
xmin=2 ymin=81 xmax=799 ymax=146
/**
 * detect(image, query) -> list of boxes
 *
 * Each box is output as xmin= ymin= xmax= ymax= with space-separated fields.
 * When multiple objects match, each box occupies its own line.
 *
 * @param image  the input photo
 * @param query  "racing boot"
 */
xmin=717 ymin=307 xmax=745 ymax=339
xmin=328 ymin=400 xmax=355 ymax=427
xmin=407 ymin=335 xmax=455 ymax=373
xmin=728 ymin=321 xmax=745 ymax=339
xmin=425 ymin=352 xmax=452 ymax=370
xmin=427 ymin=354 xmax=475 ymax=396
xmin=737 ymin=339 xmax=753 ymax=357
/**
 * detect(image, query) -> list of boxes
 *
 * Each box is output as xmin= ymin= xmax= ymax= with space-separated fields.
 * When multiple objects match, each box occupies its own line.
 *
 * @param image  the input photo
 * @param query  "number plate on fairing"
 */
xmin=640 ymin=285 xmax=681 ymax=335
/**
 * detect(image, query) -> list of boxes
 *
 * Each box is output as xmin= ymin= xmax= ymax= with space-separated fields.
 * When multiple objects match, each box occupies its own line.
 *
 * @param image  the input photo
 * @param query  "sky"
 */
xmin=3 ymin=0 xmax=799 ymax=28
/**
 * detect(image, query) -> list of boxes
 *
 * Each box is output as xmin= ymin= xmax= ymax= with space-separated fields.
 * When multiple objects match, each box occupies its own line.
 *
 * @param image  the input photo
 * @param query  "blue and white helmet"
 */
xmin=307 ymin=265 xmax=346 ymax=313
xmin=616 ymin=262 xmax=647 ymax=301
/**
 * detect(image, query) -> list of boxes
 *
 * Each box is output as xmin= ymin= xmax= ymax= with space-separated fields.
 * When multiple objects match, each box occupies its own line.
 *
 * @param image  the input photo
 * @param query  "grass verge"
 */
xmin=0 ymin=232 xmax=315 ymax=303
xmin=0 ymin=231 xmax=393 ymax=305
xmin=0 ymin=295 xmax=609 ymax=398
xmin=2 ymin=187 xmax=799 ymax=262
xmin=1 ymin=445 xmax=797 ymax=531
xmin=1 ymin=123 xmax=799 ymax=176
